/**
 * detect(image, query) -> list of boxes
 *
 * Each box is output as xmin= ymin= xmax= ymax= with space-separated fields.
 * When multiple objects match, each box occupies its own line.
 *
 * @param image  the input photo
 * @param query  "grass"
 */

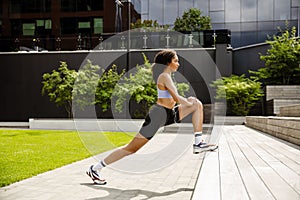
xmin=0 ymin=129 xmax=135 ymax=187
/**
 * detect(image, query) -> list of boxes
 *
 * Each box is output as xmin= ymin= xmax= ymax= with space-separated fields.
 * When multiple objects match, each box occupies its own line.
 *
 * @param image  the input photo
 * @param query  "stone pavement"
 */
xmin=0 ymin=127 xmax=205 ymax=200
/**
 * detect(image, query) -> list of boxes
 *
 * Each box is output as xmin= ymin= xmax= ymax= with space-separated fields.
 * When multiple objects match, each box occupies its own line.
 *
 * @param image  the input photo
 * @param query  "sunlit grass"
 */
xmin=0 ymin=129 xmax=134 ymax=187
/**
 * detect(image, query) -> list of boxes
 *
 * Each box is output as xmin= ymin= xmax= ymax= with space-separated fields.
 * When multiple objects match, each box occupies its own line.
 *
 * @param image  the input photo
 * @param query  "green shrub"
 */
xmin=250 ymin=26 xmax=300 ymax=85
xmin=211 ymin=75 xmax=264 ymax=116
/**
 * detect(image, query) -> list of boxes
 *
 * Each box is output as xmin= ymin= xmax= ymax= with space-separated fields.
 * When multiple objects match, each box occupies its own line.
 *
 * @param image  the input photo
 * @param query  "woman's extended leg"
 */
xmin=87 ymin=133 xmax=149 ymax=184
xmin=104 ymin=133 xmax=149 ymax=165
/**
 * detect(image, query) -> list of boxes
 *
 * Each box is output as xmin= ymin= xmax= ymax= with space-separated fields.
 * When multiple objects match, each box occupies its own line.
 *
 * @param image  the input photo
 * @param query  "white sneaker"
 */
xmin=193 ymin=142 xmax=218 ymax=154
xmin=86 ymin=165 xmax=106 ymax=185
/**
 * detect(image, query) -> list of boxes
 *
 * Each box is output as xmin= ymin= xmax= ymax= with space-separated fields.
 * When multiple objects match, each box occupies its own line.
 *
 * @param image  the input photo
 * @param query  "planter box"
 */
xmin=246 ymin=116 xmax=300 ymax=146
xmin=266 ymin=85 xmax=300 ymax=115
xmin=29 ymin=118 xmax=144 ymax=132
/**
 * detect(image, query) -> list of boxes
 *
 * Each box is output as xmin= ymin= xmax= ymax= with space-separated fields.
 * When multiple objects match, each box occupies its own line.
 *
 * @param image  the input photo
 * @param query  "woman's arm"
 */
xmin=159 ymin=73 xmax=193 ymax=107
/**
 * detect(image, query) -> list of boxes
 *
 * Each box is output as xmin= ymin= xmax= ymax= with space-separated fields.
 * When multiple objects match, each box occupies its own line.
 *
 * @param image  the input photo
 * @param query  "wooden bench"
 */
xmin=192 ymin=125 xmax=300 ymax=200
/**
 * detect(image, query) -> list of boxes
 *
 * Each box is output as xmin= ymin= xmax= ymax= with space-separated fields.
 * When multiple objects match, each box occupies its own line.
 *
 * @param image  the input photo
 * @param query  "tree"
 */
xmin=211 ymin=75 xmax=264 ymax=116
xmin=95 ymin=64 xmax=125 ymax=112
xmin=42 ymin=60 xmax=125 ymax=118
xmin=250 ymin=26 xmax=300 ymax=85
xmin=174 ymin=8 xmax=212 ymax=32
xmin=42 ymin=61 xmax=78 ymax=118
xmin=72 ymin=60 xmax=101 ymax=111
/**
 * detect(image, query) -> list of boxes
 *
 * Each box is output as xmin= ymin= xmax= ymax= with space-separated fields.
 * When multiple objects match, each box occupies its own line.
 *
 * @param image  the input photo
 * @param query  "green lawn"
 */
xmin=0 ymin=129 xmax=134 ymax=187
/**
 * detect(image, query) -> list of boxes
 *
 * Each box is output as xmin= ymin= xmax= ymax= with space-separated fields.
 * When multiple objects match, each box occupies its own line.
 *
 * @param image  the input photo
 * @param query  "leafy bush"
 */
xmin=131 ymin=19 xmax=170 ymax=31
xmin=211 ymin=75 xmax=264 ymax=116
xmin=250 ymin=26 xmax=300 ymax=85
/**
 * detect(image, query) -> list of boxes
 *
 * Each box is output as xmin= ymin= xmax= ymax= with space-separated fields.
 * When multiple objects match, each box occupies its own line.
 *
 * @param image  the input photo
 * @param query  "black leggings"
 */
xmin=139 ymin=104 xmax=181 ymax=140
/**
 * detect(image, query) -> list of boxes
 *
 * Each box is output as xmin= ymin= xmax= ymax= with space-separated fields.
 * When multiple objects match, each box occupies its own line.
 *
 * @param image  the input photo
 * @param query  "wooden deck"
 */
xmin=192 ymin=125 xmax=300 ymax=200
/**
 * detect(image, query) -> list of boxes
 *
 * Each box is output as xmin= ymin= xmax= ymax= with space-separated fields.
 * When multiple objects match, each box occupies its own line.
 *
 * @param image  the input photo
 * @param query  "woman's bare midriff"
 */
xmin=156 ymin=98 xmax=176 ymax=109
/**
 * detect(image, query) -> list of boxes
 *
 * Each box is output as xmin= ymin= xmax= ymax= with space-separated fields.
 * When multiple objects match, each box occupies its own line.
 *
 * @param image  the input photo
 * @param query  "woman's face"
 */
xmin=168 ymin=54 xmax=180 ymax=72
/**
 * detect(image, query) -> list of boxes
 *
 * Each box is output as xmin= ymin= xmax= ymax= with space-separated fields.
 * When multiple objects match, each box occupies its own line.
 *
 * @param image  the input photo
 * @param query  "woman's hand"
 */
xmin=186 ymin=97 xmax=199 ymax=106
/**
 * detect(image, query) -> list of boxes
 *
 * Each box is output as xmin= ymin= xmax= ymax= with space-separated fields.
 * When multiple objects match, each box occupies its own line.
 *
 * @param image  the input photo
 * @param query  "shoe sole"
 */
xmin=193 ymin=145 xmax=218 ymax=154
xmin=86 ymin=171 xmax=107 ymax=185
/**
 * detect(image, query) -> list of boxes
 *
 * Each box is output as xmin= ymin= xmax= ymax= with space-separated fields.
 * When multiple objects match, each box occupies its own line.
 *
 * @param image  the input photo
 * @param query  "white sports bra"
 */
xmin=157 ymin=87 xmax=172 ymax=98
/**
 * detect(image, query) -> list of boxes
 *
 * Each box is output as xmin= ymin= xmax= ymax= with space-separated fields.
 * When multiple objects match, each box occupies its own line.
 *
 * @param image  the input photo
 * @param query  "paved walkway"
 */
xmin=0 ymin=125 xmax=299 ymax=200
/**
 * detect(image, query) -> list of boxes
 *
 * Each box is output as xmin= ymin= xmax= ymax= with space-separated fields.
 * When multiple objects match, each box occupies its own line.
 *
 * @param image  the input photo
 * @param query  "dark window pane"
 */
xmin=9 ymin=0 xmax=51 ymax=13
xmin=11 ymin=20 xmax=22 ymax=36
xmin=0 ymin=0 xmax=2 ymax=15
xmin=61 ymin=18 xmax=96 ymax=35
xmin=257 ymin=30 xmax=275 ymax=43
xmin=61 ymin=0 xmax=103 ymax=12
xmin=230 ymin=31 xmax=241 ymax=48
xmin=240 ymin=31 xmax=257 ymax=46
xmin=61 ymin=18 xmax=78 ymax=34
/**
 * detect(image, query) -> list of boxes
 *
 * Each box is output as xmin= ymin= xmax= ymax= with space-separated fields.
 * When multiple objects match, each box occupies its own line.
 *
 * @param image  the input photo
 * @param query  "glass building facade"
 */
xmin=141 ymin=0 xmax=300 ymax=47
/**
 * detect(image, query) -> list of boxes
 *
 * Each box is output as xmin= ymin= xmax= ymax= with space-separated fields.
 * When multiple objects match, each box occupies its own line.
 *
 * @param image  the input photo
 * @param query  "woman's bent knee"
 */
xmin=192 ymin=99 xmax=203 ymax=110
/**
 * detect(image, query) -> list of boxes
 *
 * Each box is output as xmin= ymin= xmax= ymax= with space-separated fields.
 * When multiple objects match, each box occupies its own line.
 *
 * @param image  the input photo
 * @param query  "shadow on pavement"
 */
xmin=81 ymin=183 xmax=193 ymax=200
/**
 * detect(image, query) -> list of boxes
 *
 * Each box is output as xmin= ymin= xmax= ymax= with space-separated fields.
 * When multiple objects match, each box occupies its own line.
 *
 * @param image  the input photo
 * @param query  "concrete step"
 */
xmin=278 ymin=104 xmax=300 ymax=117
xmin=0 ymin=122 xmax=29 ymax=129
xmin=246 ymin=116 xmax=300 ymax=146
xmin=267 ymin=99 xmax=300 ymax=115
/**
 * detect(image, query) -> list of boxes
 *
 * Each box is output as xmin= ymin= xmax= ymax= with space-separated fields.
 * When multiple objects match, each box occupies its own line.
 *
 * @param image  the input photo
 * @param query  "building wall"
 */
xmin=0 ymin=48 xmax=222 ymax=121
xmin=141 ymin=0 xmax=300 ymax=48
xmin=232 ymin=43 xmax=270 ymax=76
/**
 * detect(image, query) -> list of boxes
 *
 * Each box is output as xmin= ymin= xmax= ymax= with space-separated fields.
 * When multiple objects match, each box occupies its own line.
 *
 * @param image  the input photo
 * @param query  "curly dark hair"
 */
xmin=152 ymin=49 xmax=176 ymax=83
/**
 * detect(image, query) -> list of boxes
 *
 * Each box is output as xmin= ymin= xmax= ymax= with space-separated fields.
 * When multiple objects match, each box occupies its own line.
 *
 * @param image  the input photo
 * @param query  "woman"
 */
xmin=87 ymin=49 xmax=218 ymax=184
